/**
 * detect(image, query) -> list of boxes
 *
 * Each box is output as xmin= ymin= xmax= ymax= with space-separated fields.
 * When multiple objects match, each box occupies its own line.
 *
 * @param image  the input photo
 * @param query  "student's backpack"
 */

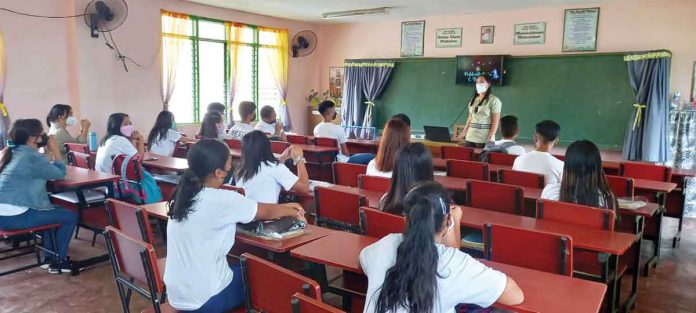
xmin=116 ymin=154 xmax=163 ymax=204
xmin=479 ymin=141 xmax=517 ymax=162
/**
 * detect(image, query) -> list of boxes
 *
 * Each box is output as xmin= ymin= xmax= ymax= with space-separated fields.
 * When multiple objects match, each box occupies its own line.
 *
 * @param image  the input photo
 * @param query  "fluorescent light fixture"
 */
xmin=322 ymin=7 xmax=390 ymax=19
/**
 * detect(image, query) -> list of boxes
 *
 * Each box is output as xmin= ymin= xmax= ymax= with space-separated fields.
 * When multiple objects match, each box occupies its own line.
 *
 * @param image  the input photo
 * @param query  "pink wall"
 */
xmin=1 ymin=0 xmax=320 ymax=137
xmin=318 ymin=0 xmax=696 ymax=104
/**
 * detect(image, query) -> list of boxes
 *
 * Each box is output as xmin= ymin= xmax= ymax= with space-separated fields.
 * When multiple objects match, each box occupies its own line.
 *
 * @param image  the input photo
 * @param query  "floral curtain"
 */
xmin=160 ymin=11 xmax=189 ymax=111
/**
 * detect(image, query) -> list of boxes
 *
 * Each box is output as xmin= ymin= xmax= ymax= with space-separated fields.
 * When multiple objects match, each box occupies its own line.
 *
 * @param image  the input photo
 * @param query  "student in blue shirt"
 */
xmin=0 ymin=119 xmax=77 ymax=273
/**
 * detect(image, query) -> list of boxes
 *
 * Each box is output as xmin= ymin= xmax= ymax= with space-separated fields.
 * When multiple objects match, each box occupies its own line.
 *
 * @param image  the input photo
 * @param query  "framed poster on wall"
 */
xmin=562 ymin=8 xmax=600 ymax=52
xmin=436 ymin=28 xmax=462 ymax=48
xmin=513 ymin=22 xmax=546 ymax=45
xmin=401 ymin=20 xmax=425 ymax=57
xmin=329 ymin=67 xmax=344 ymax=103
xmin=480 ymin=25 xmax=495 ymax=44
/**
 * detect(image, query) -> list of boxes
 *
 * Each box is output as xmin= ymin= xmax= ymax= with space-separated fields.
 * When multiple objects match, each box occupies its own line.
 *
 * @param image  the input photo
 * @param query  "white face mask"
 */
xmin=476 ymin=83 xmax=489 ymax=95
xmin=66 ymin=116 xmax=77 ymax=126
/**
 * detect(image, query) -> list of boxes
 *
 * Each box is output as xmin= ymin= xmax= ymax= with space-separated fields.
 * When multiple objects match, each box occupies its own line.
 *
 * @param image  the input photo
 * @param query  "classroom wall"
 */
xmin=317 ymin=0 xmax=696 ymax=117
xmin=0 ymin=0 xmax=320 ymax=137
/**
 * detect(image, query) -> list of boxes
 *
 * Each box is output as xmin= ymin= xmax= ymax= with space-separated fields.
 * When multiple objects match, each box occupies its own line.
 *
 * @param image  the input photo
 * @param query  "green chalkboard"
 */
xmin=373 ymin=54 xmax=635 ymax=149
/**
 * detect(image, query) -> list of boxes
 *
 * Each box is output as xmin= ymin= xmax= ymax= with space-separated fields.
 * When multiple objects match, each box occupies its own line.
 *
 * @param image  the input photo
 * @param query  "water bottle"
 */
xmin=89 ymin=131 xmax=98 ymax=152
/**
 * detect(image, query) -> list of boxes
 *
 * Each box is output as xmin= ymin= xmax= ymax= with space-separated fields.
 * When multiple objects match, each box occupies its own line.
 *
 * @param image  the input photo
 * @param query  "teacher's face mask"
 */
xmin=476 ymin=83 xmax=489 ymax=95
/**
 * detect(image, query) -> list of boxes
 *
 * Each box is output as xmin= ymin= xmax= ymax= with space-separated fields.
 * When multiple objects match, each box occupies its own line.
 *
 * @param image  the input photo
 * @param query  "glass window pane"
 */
xmin=229 ymin=25 xmax=255 ymax=44
xmin=162 ymin=14 xmax=191 ymax=36
xmin=259 ymin=29 xmax=278 ymax=46
xmin=231 ymin=45 xmax=255 ymax=121
xmin=258 ymin=47 xmax=281 ymax=114
xmin=167 ymin=39 xmax=194 ymax=123
xmin=198 ymin=41 xmax=227 ymax=122
xmin=198 ymin=20 xmax=225 ymax=41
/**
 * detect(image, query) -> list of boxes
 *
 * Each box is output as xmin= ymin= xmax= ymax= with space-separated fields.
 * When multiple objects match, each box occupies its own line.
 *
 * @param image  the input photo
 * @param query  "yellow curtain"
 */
xmin=0 ymin=31 xmax=9 ymax=149
xmin=160 ymin=11 xmax=189 ymax=111
xmin=262 ymin=28 xmax=291 ymax=130
xmin=226 ymin=22 xmax=244 ymax=122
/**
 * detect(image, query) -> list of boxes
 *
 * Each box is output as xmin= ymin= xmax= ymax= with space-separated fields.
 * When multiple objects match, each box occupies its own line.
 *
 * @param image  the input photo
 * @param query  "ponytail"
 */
xmin=47 ymin=104 xmax=72 ymax=128
xmin=167 ymin=139 xmax=231 ymax=222
xmin=374 ymin=182 xmax=449 ymax=313
xmin=169 ymin=170 xmax=203 ymax=222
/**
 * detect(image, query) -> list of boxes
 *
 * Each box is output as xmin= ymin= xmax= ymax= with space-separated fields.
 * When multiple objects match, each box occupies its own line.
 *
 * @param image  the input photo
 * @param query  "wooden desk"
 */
xmin=140 ymin=201 xmax=333 ymax=253
xmin=345 ymin=139 xmax=379 ymax=155
xmin=290 ymin=231 xmax=607 ymax=313
xmin=142 ymin=153 xmax=188 ymax=173
xmin=50 ymin=166 xmax=119 ymax=275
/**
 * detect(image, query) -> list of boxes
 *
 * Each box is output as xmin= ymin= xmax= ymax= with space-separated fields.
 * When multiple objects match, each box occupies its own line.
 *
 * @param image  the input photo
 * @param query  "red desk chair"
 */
xmin=312 ymin=137 xmax=339 ymax=164
xmin=64 ymin=143 xmax=89 ymax=163
xmin=465 ymin=180 xmax=524 ymax=215
xmin=497 ymin=169 xmax=545 ymax=189
xmin=487 ymin=152 xmax=518 ymax=166
xmin=287 ymin=134 xmax=308 ymax=144
xmin=484 ymin=223 xmax=574 ymax=276
xmin=359 ymin=207 xmax=405 ymax=238
xmin=620 ymin=162 xmax=672 ymax=183
xmin=606 ymin=175 xmax=634 ymax=198
xmin=104 ymin=226 xmax=166 ymax=313
xmin=171 ymin=143 xmax=190 ymax=159
xmin=314 ymin=187 xmax=367 ymax=233
xmin=0 ymin=224 xmax=60 ymax=276
xmin=225 ymin=139 xmax=242 ymax=149
xmin=446 ymin=159 xmax=489 ymax=181
xmin=358 ymin=174 xmax=391 ymax=194
xmin=292 ymin=293 xmax=346 ymax=313
xmin=69 ymin=151 xmax=94 ymax=170
xmin=441 ymin=146 xmax=475 ymax=161
xmin=271 ymin=141 xmax=291 ymax=154
xmin=332 ymin=162 xmax=367 ymax=187
xmin=221 ymin=184 xmax=246 ymax=195
xmin=241 ymin=253 xmax=322 ymax=313
xmin=106 ymin=199 xmax=155 ymax=245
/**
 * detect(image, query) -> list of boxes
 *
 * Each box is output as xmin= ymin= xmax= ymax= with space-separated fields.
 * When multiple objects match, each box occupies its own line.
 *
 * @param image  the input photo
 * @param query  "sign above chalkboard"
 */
xmin=456 ymin=55 xmax=506 ymax=85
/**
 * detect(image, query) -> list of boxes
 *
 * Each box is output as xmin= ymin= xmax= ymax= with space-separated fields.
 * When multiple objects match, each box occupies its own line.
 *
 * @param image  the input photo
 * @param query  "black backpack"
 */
xmin=479 ymin=141 xmax=517 ymax=162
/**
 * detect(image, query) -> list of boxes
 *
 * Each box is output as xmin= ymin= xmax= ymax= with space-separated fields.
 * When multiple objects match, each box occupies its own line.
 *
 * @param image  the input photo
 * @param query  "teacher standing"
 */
xmin=457 ymin=75 xmax=501 ymax=148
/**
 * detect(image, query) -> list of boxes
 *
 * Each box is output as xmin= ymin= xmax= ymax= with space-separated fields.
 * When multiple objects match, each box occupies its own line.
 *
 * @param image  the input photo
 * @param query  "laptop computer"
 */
xmin=423 ymin=126 xmax=457 ymax=143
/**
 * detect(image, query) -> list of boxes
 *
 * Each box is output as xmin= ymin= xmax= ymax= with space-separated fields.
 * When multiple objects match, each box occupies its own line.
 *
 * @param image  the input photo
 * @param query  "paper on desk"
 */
xmin=617 ymin=198 xmax=646 ymax=210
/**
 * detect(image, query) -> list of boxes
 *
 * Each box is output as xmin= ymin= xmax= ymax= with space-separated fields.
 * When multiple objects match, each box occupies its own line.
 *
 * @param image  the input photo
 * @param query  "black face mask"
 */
xmin=37 ymin=133 xmax=49 ymax=148
xmin=331 ymin=112 xmax=337 ymax=120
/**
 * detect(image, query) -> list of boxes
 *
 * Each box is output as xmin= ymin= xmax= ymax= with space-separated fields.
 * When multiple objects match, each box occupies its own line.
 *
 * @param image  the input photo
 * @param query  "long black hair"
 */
xmin=100 ymin=113 xmax=129 ymax=146
xmin=148 ymin=111 xmax=175 ymax=146
xmin=381 ymin=143 xmax=434 ymax=214
xmin=169 ymin=139 xmax=231 ymax=222
xmin=467 ymin=75 xmax=492 ymax=112
xmin=198 ymin=112 xmax=222 ymax=140
xmin=560 ymin=140 xmax=617 ymax=211
xmin=374 ymin=181 xmax=450 ymax=313
xmin=1 ymin=119 xmax=44 ymax=173
xmin=235 ymin=130 xmax=278 ymax=182
xmin=46 ymin=104 xmax=72 ymax=128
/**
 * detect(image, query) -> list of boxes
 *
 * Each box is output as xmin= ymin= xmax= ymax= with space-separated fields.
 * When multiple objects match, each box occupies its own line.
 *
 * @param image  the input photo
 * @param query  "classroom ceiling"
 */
xmin=187 ymin=0 xmax=602 ymax=23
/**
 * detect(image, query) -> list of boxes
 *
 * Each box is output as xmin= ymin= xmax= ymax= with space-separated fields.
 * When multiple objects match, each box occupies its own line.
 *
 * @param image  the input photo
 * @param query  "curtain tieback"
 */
xmin=632 ymin=103 xmax=647 ymax=130
xmin=0 ymin=102 xmax=7 ymax=117
xmin=364 ymin=101 xmax=375 ymax=107
xmin=280 ymin=98 xmax=287 ymax=106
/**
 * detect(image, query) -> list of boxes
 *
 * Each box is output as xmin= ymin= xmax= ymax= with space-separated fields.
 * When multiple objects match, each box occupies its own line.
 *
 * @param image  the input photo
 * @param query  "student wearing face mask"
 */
xmin=313 ymin=100 xmax=374 ymax=165
xmin=147 ymin=111 xmax=197 ymax=157
xmin=199 ymin=112 xmax=233 ymax=140
xmin=255 ymin=105 xmax=286 ymax=141
xmin=46 ymin=104 xmax=91 ymax=162
xmin=456 ymin=75 xmax=502 ymax=148
xmin=0 ymin=119 xmax=77 ymax=274
xmin=95 ymin=113 xmax=145 ymax=173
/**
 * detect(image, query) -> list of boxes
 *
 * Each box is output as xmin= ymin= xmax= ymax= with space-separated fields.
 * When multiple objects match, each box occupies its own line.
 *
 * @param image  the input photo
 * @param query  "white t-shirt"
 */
xmin=255 ymin=120 xmax=276 ymax=135
xmin=228 ymin=122 xmax=255 ymax=139
xmin=95 ymin=136 xmax=138 ymax=173
xmin=313 ymin=122 xmax=349 ymax=163
xmin=512 ymin=151 xmax=564 ymax=186
xmin=0 ymin=203 xmax=29 ymax=216
xmin=164 ymin=188 xmax=257 ymax=311
xmin=493 ymin=139 xmax=526 ymax=156
xmin=360 ymin=234 xmax=507 ymax=313
xmin=366 ymin=159 xmax=392 ymax=178
xmin=236 ymin=161 xmax=299 ymax=203
xmin=148 ymin=129 xmax=182 ymax=157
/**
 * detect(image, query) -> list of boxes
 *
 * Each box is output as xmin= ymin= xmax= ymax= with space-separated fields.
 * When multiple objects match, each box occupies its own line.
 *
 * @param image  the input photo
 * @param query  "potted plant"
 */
xmin=307 ymin=89 xmax=340 ymax=109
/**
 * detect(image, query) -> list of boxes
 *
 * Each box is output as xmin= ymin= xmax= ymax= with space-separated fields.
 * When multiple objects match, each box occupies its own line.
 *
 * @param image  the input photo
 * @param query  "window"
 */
xmin=162 ymin=13 xmax=285 ymax=124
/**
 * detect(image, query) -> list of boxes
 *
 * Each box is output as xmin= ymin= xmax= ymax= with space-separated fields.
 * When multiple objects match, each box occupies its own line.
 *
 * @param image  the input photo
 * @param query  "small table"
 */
xmin=290 ymin=231 xmax=607 ymax=313
xmin=49 ymin=166 xmax=119 ymax=275
xmin=345 ymin=139 xmax=379 ymax=155
xmin=141 ymin=153 xmax=188 ymax=174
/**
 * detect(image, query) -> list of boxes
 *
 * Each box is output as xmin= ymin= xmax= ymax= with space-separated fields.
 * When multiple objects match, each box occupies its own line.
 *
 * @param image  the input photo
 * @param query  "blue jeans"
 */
xmin=0 ymin=207 xmax=77 ymax=261
xmin=186 ymin=264 xmax=245 ymax=313
xmin=347 ymin=153 xmax=375 ymax=165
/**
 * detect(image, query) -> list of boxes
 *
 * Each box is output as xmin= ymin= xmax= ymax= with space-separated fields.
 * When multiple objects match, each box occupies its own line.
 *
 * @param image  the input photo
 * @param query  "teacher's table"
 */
xmin=290 ymin=231 xmax=607 ymax=313
xmin=345 ymin=139 xmax=380 ymax=155
xmin=49 ymin=166 xmax=119 ymax=275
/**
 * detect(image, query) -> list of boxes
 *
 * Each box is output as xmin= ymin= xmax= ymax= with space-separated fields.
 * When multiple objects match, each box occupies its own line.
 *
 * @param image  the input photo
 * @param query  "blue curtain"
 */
xmin=622 ymin=50 xmax=672 ymax=163
xmin=341 ymin=61 xmax=395 ymax=130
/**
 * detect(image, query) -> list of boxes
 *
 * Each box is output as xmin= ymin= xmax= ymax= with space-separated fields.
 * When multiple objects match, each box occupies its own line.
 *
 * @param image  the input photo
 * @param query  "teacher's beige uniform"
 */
xmin=464 ymin=95 xmax=502 ymax=144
